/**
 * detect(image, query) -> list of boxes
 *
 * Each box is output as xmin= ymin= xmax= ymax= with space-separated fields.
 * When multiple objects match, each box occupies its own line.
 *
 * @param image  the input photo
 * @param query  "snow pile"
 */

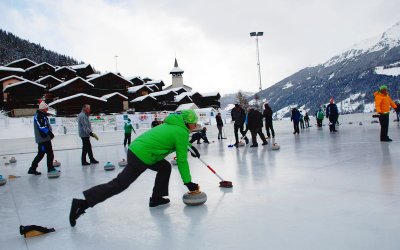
xmin=282 ymin=82 xmax=293 ymax=90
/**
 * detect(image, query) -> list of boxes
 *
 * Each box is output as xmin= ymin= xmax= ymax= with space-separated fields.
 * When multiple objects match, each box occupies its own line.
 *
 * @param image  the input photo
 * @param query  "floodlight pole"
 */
xmin=114 ymin=55 xmax=119 ymax=73
xmin=250 ymin=32 xmax=263 ymax=92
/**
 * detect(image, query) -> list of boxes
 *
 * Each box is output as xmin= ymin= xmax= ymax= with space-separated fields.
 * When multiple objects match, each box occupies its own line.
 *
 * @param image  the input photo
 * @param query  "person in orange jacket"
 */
xmin=374 ymin=85 xmax=397 ymax=141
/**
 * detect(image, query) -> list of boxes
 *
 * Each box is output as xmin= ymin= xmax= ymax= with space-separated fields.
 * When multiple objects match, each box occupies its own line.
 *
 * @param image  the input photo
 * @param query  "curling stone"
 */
xmin=47 ymin=170 xmax=60 ymax=179
xmin=182 ymin=190 xmax=207 ymax=206
xmin=104 ymin=162 xmax=115 ymax=171
xmin=238 ymin=142 xmax=245 ymax=147
xmin=118 ymin=159 xmax=127 ymax=167
xmin=271 ymin=143 xmax=280 ymax=150
xmin=171 ymin=156 xmax=177 ymax=166
xmin=359 ymin=122 xmax=363 ymax=126
xmin=53 ymin=160 xmax=61 ymax=167
xmin=0 ymin=175 xmax=6 ymax=186
xmin=9 ymin=157 xmax=17 ymax=163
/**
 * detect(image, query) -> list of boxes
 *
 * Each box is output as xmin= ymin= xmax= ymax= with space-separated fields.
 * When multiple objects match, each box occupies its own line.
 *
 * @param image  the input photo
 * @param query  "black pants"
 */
xmin=83 ymin=150 xmax=171 ymax=207
xmin=293 ymin=121 xmax=300 ymax=134
xmin=305 ymin=120 xmax=309 ymax=128
xmin=250 ymin=127 xmax=267 ymax=145
xmin=217 ymin=125 xmax=223 ymax=139
xmin=31 ymin=141 xmax=54 ymax=171
xmin=234 ymin=124 xmax=247 ymax=143
xmin=379 ymin=114 xmax=389 ymax=140
xmin=329 ymin=116 xmax=338 ymax=132
xmin=265 ymin=120 xmax=275 ymax=138
xmin=190 ymin=133 xmax=209 ymax=144
xmin=124 ymin=133 xmax=131 ymax=147
xmin=81 ymin=137 xmax=95 ymax=163
xmin=317 ymin=119 xmax=322 ymax=127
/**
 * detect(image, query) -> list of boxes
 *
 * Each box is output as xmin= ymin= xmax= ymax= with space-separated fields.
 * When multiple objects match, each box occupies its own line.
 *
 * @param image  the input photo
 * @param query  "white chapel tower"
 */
xmin=169 ymin=58 xmax=184 ymax=88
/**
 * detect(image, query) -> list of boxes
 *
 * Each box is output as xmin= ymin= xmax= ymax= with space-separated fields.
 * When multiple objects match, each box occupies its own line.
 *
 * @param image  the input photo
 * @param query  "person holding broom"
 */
xmin=69 ymin=110 xmax=201 ymax=227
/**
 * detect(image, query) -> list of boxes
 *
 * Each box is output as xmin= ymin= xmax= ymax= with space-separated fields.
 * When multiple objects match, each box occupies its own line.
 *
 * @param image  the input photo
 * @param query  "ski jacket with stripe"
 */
xmin=33 ymin=110 xmax=53 ymax=144
xmin=129 ymin=113 xmax=193 ymax=183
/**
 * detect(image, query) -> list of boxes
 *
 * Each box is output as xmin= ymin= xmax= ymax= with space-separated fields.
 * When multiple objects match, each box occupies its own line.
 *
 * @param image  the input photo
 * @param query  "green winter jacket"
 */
xmin=124 ymin=121 xmax=134 ymax=134
xmin=129 ymin=113 xmax=192 ymax=183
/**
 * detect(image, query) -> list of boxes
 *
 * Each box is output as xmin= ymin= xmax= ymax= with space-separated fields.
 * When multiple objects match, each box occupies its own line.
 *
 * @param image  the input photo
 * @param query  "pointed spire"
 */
xmin=174 ymin=58 xmax=179 ymax=67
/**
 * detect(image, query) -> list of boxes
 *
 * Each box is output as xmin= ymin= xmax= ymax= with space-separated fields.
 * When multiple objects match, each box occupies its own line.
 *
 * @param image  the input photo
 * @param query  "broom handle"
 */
xmin=188 ymin=147 xmax=225 ymax=181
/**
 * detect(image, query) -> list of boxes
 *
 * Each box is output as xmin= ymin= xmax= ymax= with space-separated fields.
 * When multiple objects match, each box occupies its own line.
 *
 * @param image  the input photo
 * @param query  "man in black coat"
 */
xmin=247 ymin=107 xmax=268 ymax=147
xmin=326 ymin=98 xmax=339 ymax=132
xmin=231 ymin=104 xmax=249 ymax=147
xmin=263 ymin=103 xmax=275 ymax=138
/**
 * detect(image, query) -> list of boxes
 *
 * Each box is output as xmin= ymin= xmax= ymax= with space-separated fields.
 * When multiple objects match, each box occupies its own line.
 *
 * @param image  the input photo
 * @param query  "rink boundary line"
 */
xmin=0 ymin=143 xmax=123 ymax=157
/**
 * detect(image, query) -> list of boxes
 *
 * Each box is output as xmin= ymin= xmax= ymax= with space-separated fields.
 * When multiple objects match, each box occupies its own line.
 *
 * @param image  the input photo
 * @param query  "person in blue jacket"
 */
xmin=291 ymin=108 xmax=301 ymax=134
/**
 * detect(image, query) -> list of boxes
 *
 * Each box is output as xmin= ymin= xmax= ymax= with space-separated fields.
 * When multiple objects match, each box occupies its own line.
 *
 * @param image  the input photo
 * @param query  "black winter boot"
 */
xmin=69 ymin=198 xmax=88 ymax=227
xmin=149 ymin=197 xmax=170 ymax=207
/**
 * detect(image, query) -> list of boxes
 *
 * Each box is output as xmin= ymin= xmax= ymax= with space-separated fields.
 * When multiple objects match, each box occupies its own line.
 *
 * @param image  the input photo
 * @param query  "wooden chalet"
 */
xmin=127 ymin=85 xmax=153 ymax=100
xmin=88 ymin=72 xmax=132 ymax=97
xmin=144 ymin=84 xmax=159 ymax=92
xmin=174 ymin=92 xmax=202 ymax=106
xmin=36 ymin=75 xmax=63 ymax=89
xmin=101 ymin=92 xmax=128 ymax=113
xmin=24 ymin=62 xmax=55 ymax=81
xmin=49 ymin=77 xmax=94 ymax=99
xmin=142 ymin=77 xmax=152 ymax=83
xmin=168 ymin=87 xmax=186 ymax=95
xmin=198 ymin=92 xmax=221 ymax=109
xmin=70 ymin=64 xmax=95 ymax=79
xmin=54 ymin=66 xmax=77 ymax=81
xmin=3 ymin=80 xmax=46 ymax=117
xmin=145 ymin=80 xmax=165 ymax=91
xmin=126 ymin=76 xmax=144 ymax=86
xmin=0 ymin=75 xmax=27 ymax=108
xmin=0 ymin=66 xmax=25 ymax=79
xmin=130 ymin=95 xmax=158 ymax=112
xmin=149 ymin=89 xmax=178 ymax=103
xmin=5 ymin=58 xmax=37 ymax=69
xmin=48 ymin=93 xmax=106 ymax=116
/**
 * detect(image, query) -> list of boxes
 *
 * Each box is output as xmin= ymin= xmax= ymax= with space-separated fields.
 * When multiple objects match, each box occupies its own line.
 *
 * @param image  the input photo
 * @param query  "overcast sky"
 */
xmin=1 ymin=0 xmax=399 ymax=94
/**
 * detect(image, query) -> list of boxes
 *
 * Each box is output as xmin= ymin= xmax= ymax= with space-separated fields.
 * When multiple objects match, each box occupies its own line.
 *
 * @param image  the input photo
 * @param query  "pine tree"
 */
xmin=236 ymin=90 xmax=249 ymax=110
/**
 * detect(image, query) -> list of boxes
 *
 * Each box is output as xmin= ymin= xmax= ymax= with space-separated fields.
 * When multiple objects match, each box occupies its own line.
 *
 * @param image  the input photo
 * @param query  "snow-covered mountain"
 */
xmin=257 ymin=21 xmax=400 ymax=118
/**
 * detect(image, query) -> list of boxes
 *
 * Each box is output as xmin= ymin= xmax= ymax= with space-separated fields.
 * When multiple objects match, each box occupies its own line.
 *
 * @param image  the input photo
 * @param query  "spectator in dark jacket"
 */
xmin=326 ymin=98 xmax=339 ymax=132
xmin=28 ymin=101 xmax=58 ymax=176
xmin=304 ymin=112 xmax=310 ymax=128
xmin=263 ymin=103 xmax=275 ymax=138
xmin=216 ymin=113 xmax=226 ymax=139
xmin=231 ymin=104 xmax=249 ymax=147
xmin=247 ymin=107 xmax=268 ymax=147
xmin=190 ymin=127 xmax=210 ymax=144
xmin=291 ymin=108 xmax=301 ymax=134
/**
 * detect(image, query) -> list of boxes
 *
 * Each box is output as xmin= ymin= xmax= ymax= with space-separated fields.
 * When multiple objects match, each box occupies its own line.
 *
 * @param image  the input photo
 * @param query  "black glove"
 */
xmin=49 ymin=131 xmax=55 ymax=139
xmin=89 ymin=132 xmax=94 ymax=137
xmin=189 ymin=146 xmax=200 ymax=158
xmin=185 ymin=182 xmax=199 ymax=191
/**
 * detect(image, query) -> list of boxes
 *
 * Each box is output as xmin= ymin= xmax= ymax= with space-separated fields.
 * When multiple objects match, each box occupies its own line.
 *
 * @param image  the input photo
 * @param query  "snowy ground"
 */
xmin=1 ymin=113 xmax=400 ymax=250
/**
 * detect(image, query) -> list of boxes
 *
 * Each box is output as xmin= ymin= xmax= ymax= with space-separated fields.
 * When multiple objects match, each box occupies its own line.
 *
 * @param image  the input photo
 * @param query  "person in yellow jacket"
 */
xmin=374 ymin=85 xmax=397 ymax=141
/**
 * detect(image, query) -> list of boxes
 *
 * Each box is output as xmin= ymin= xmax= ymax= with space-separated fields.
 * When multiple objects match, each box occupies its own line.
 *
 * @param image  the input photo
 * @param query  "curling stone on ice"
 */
xmin=271 ymin=143 xmax=280 ymax=150
xmin=0 ymin=175 xmax=6 ymax=186
xmin=47 ymin=170 xmax=60 ymax=179
xmin=182 ymin=190 xmax=207 ymax=206
xmin=104 ymin=162 xmax=115 ymax=171
xmin=53 ymin=160 xmax=61 ymax=167
xmin=9 ymin=157 xmax=17 ymax=163
xmin=118 ymin=159 xmax=127 ymax=167
xmin=237 ymin=142 xmax=245 ymax=147
xmin=171 ymin=156 xmax=177 ymax=165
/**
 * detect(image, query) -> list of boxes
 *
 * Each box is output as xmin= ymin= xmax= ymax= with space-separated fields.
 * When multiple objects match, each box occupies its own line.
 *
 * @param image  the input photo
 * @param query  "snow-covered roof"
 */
xmin=4 ymin=58 xmax=37 ymax=67
xmin=174 ymin=92 xmax=200 ymax=102
xmin=25 ymin=62 xmax=55 ymax=71
xmin=170 ymin=67 xmax=184 ymax=74
xmin=196 ymin=107 xmax=217 ymax=113
xmin=144 ymin=84 xmax=159 ymax=91
xmin=70 ymin=64 xmax=90 ymax=70
xmin=101 ymin=92 xmax=128 ymax=100
xmin=145 ymin=80 xmax=164 ymax=86
xmin=49 ymin=77 xmax=94 ymax=92
xmin=48 ymin=93 xmax=107 ymax=106
xmin=36 ymin=75 xmax=63 ymax=83
xmin=175 ymin=103 xmax=199 ymax=111
xmin=163 ymin=84 xmax=192 ymax=92
xmin=55 ymin=66 xmax=76 ymax=73
xmin=3 ymin=80 xmax=46 ymax=92
xmin=86 ymin=73 xmax=101 ymax=79
xmin=125 ymin=76 xmax=143 ymax=82
xmin=149 ymin=89 xmax=177 ymax=97
xmin=0 ymin=66 xmax=25 ymax=73
xmin=87 ymin=72 xmax=132 ymax=85
xmin=168 ymin=87 xmax=187 ymax=93
xmin=0 ymin=75 xmax=26 ymax=82
xmin=201 ymin=92 xmax=220 ymax=98
xmin=127 ymin=85 xmax=153 ymax=94
xmin=130 ymin=95 xmax=157 ymax=103
xmin=175 ymin=94 xmax=193 ymax=102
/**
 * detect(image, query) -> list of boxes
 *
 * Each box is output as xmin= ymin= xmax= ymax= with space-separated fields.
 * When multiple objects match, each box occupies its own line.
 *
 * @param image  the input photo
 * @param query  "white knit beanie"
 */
xmin=39 ymin=101 xmax=48 ymax=110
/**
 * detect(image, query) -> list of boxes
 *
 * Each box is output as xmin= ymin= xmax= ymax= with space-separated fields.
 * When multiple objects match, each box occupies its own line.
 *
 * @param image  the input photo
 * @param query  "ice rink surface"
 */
xmin=1 ymin=114 xmax=400 ymax=250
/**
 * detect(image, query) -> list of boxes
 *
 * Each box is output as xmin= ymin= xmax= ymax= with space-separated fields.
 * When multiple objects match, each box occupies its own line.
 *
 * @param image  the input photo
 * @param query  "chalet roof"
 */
xmin=131 ymin=95 xmax=157 ymax=103
xmin=0 ymin=75 xmax=27 ymax=83
xmin=101 ymin=92 xmax=128 ymax=100
xmin=55 ymin=66 xmax=77 ymax=73
xmin=174 ymin=92 xmax=201 ymax=101
xmin=25 ymin=62 xmax=55 ymax=71
xmin=36 ymin=75 xmax=63 ymax=84
xmin=144 ymin=84 xmax=159 ymax=91
xmin=86 ymin=73 xmax=101 ymax=79
xmin=164 ymin=84 xmax=192 ymax=92
xmin=49 ymin=77 xmax=93 ymax=91
xmin=4 ymin=58 xmax=37 ymax=67
xmin=126 ymin=76 xmax=143 ymax=82
xmin=197 ymin=107 xmax=217 ymax=113
xmin=175 ymin=94 xmax=193 ymax=102
xmin=149 ymin=89 xmax=178 ymax=97
xmin=175 ymin=103 xmax=199 ymax=111
xmin=201 ymin=92 xmax=221 ymax=98
xmin=168 ymin=87 xmax=187 ymax=93
xmin=145 ymin=80 xmax=165 ymax=86
xmin=127 ymin=85 xmax=153 ymax=94
xmin=0 ymin=66 xmax=25 ymax=73
xmin=88 ymin=72 xmax=132 ymax=85
xmin=70 ymin=64 xmax=91 ymax=70
xmin=48 ymin=93 xmax=107 ymax=106
xmin=142 ymin=77 xmax=152 ymax=81
xmin=3 ymin=80 xmax=46 ymax=92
